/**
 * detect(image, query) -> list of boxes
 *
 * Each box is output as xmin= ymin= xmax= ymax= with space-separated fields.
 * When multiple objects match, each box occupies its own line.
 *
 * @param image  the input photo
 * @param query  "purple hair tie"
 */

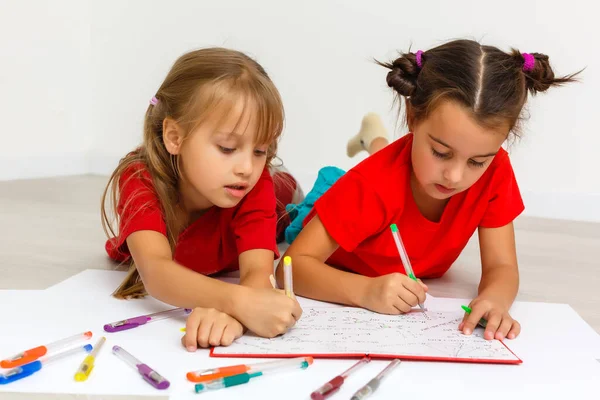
xmin=149 ymin=96 xmax=159 ymax=106
xmin=522 ymin=53 xmax=535 ymax=72
xmin=415 ymin=50 xmax=424 ymax=69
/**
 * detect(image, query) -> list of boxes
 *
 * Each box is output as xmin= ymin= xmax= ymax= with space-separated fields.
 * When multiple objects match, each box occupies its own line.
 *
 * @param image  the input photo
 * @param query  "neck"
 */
xmin=178 ymin=177 xmax=213 ymax=221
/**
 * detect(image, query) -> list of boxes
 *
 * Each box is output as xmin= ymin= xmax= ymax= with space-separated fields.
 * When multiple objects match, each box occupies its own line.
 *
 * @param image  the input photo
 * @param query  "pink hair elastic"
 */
xmin=415 ymin=50 xmax=424 ymax=69
xmin=149 ymin=96 xmax=159 ymax=106
xmin=522 ymin=53 xmax=535 ymax=72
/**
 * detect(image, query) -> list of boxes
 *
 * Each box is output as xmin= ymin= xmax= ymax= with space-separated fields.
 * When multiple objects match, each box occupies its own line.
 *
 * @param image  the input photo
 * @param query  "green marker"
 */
xmin=390 ymin=224 xmax=425 ymax=313
xmin=461 ymin=305 xmax=488 ymax=328
xmin=194 ymin=359 xmax=311 ymax=393
xmin=195 ymin=372 xmax=262 ymax=393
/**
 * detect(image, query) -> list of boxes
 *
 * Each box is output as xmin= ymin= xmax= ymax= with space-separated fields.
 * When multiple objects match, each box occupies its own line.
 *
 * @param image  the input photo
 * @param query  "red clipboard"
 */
xmin=209 ymin=339 xmax=522 ymax=365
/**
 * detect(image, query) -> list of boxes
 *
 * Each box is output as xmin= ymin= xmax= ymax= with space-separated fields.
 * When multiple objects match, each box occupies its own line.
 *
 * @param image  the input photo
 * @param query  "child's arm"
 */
xmin=127 ymin=230 xmax=301 ymax=338
xmin=238 ymin=249 xmax=276 ymax=289
xmin=280 ymin=216 xmax=426 ymax=313
xmin=460 ymin=222 xmax=521 ymax=340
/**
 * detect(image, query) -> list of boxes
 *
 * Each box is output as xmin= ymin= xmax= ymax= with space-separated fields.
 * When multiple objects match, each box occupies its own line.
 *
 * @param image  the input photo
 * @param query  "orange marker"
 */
xmin=1 ymin=331 xmax=92 ymax=369
xmin=187 ymin=357 xmax=313 ymax=383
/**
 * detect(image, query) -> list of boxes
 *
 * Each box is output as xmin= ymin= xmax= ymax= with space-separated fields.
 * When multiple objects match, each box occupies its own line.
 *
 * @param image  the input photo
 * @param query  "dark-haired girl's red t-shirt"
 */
xmin=304 ymin=133 xmax=524 ymax=278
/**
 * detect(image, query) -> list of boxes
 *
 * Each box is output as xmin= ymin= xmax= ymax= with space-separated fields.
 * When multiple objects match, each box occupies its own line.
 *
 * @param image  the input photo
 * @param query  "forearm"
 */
xmin=279 ymin=254 xmax=367 ymax=306
xmin=478 ymin=263 xmax=519 ymax=308
xmin=239 ymin=265 xmax=273 ymax=289
xmin=140 ymin=258 xmax=245 ymax=316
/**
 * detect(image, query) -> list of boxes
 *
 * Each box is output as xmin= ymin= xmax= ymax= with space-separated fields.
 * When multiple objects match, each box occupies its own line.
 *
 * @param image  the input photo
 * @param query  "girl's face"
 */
xmin=166 ymin=99 xmax=270 ymax=213
xmin=410 ymin=100 xmax=508 ymax=201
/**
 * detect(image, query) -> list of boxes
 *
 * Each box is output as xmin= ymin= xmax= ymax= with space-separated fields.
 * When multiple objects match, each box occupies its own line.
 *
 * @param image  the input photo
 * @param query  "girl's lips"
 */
xmin=224 ymin=186 xmax=247 ymax=198
xmin=435 ymin=184 xmax=456 ymax=194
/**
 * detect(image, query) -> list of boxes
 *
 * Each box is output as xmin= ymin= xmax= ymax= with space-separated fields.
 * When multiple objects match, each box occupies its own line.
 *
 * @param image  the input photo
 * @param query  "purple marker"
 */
xmin=112 ymin=345 xmax=170 ymax=390
xmin=104 ymin=308 xmax=192 ymax=332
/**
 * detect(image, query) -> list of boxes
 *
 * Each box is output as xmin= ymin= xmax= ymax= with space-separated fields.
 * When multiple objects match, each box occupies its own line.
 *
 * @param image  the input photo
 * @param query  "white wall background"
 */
xmin=1 ymin=0 xmax=598 ymax=222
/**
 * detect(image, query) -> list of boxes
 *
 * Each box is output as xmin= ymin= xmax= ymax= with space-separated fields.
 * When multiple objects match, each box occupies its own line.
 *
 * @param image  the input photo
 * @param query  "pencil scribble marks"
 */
xmin=213 ymin=307 xmax=519 ymax=362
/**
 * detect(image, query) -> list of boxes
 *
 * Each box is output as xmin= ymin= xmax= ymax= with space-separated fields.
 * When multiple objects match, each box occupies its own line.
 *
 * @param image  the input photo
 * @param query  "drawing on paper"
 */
xmin=212 ymin=307 xmax=519 ymax=362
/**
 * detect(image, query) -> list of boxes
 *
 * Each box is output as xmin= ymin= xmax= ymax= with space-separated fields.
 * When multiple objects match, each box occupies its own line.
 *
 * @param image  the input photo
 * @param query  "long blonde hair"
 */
xmin=101 ymin=48 xmax=285 ymax=299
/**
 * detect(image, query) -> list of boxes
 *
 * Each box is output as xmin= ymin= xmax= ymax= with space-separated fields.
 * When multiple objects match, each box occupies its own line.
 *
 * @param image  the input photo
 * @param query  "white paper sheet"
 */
xmin=1 ymin=270 xmax=600 ymax=400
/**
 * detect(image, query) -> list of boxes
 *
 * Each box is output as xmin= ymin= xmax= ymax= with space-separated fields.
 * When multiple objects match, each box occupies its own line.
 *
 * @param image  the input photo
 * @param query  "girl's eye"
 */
xmin=468 ymin=159 xmax=486 ymax=168
xmin=254 ymin=149 xmax=267 ymax=157
xmin=431 ymin=148 xmax=450 ymax=159
xmin=219 ymin=146 xmax=235 ymax=154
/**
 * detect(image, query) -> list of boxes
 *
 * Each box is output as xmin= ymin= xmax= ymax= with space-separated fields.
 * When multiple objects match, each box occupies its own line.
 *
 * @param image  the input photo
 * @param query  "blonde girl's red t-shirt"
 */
xmin=105 ymin=163 xmax=279 ymax=275
xmin=304 ymin=133 xmax=524 ymax=278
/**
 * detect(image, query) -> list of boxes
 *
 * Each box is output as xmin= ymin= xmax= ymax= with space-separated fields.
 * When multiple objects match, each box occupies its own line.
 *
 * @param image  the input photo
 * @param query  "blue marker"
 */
xmin=0 ymin=344 xmax=92 ymax=385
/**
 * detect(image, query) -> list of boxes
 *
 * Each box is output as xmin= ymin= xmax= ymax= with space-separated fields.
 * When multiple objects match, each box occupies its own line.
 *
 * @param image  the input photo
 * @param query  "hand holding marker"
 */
xmin=390 ymin=224 xmax=426 ymax=312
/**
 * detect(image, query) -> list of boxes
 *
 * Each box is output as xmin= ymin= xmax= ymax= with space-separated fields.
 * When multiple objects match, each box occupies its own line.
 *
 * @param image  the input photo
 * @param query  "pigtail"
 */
xmin=511 ymin=50 xmax=582 ymax=95
xmin=376 ymin=51 xmax=422 ymax=98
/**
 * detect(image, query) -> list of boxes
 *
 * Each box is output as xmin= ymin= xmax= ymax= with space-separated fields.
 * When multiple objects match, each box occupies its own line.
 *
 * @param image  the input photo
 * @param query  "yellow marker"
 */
xmin=180 ymin=327 xmax=186 ymax=332
xmin=283 ymin=256 xmax=294 ymax=298
xmin=74 ymin=336 xmax=106 ymax=382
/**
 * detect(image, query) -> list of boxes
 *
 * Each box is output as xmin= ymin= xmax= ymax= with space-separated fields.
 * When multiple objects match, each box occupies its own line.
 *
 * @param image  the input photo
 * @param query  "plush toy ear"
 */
xmin=162 ymin=117 xmax=184 ymax=155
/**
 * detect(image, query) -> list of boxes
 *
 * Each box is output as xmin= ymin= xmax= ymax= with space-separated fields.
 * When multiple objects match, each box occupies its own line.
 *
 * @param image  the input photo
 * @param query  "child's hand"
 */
xmin=235 ymin=288 xmax=302 ymax=338
xmin=182 ymin=307 xmax=244 ymax=351
xmin=360 ymin=273 xmax=428 ymax=314
xmin=459 ymin=296 xmax=521 ymax=340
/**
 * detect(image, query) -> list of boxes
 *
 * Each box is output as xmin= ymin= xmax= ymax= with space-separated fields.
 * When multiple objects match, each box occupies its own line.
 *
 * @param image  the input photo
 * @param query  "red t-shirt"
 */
xmin=305 ymin=133 xmax=524 ymax=279
xmin=105 ymin=163 xmax=279 ymax=275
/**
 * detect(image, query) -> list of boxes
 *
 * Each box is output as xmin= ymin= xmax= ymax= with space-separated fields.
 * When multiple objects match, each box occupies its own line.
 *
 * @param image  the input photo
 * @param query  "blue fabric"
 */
xmin=285 ymin=166 xmax=346 ymax=244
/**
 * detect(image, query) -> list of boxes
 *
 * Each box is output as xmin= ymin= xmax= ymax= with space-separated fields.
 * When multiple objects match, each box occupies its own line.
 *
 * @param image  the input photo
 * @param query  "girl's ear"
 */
xmin=163 ymin=117 xmax=184 ymax=155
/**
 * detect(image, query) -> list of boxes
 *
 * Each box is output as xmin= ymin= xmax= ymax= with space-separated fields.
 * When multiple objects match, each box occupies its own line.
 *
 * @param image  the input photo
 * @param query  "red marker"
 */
xmin=310 ymin=357 xmax=370 ymax=400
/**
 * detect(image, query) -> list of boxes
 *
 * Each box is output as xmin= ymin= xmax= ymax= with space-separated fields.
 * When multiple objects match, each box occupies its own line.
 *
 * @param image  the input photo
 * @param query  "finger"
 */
xmin=393 ymin=295 xmax=413 ymax=314
xmin=483 ymin=312 xmax=502 ymax=340
xmin=208 ymin=316 xmax=228 ymax=347
xmin=458 ymin=312 xmax=470 ymax=331
xmin=196 ymin=315 xmax=214 ymax=348
xmin=386 ymin=303 xmax=403 ymax=315
xmin=507 ymin=320 xmax=521 ymax=339
xmin=395 ymin=282 xmax=419 ymax=307
xmin=417 ymin=279 xmax=429 ymax=292
xmin=184 ymin=309 xmax=204 ymax=351
xmin=378 ymin=293 xmax=402 ymax=315
xmin=220 ymin=324 xmax=237 ymax=347
xmin=291 ymin=300 xmax=303 ymax=322
xmin=283 ymin=316 xmax=296 ymax=333
xmin=496 ymin=316 xmax=513 ymax=340
xmin=402 ymin=279 xmax=426 ymax=304
xmin=462 ymin=305 xmax=488 ymax=335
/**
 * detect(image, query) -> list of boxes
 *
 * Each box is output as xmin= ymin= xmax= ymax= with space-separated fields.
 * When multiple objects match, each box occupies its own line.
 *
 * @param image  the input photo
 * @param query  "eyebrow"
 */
xmin=428 ymin=134 xmax=498 ymax=158
xmin=214 ymin=131 xmax=241 ymax=139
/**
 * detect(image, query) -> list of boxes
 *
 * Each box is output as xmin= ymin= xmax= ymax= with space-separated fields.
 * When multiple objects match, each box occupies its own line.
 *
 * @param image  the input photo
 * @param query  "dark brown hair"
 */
xmin=101 ymin=48 xmax=285 ymax=299
xmin=378 ymin=39 xmax=580 ymax=134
